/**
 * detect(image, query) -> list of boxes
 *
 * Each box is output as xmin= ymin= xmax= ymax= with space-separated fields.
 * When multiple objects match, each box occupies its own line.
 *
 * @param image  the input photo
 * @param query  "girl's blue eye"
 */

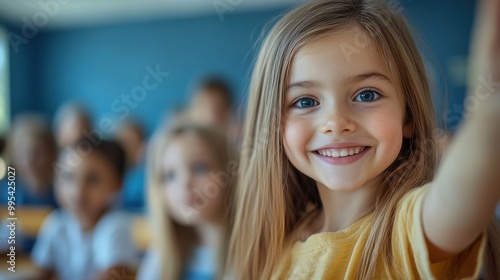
xmin=354 ymin=90 xmax=380 ymax=102
xmin=294 ymin=97 xmax=318 ymax=108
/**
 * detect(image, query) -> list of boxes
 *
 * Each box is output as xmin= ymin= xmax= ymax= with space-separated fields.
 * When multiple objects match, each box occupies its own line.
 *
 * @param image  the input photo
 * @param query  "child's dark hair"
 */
xmin=70 ymin=138 xmax=126 ymax=180
xmin=196 ymin=76 xmax=233 ymax=107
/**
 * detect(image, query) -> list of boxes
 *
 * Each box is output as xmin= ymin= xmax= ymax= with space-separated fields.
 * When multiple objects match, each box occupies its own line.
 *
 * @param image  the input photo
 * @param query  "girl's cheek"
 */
xmin=284 ymin=121 xmax=304 ymax=152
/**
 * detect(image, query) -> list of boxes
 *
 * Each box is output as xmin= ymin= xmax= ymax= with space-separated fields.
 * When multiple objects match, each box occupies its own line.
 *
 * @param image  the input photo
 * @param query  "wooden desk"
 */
xmin=131 ymin=215 xmax=150 ymax=251
xmin=0 ymin=207 xmax=53 ymax=237
xmin=0 ymin=254 xmax=38 ymax=280
xmin=0 ymin=207 xmax=151 ymax=252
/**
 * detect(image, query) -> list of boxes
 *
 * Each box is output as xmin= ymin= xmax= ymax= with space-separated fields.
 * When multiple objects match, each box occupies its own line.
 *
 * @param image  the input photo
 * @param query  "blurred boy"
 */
xmin=31 ymin=140 xmax=139 ymax=280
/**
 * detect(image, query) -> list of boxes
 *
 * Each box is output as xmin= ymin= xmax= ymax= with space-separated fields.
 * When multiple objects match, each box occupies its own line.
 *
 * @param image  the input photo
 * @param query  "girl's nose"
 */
xmin=319 ymin=104 xmax=356 ymax=135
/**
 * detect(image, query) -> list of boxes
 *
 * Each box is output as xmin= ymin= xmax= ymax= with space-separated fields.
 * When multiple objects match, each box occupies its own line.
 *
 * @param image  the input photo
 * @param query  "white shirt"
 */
xmin=31 ymin=210 xmax=140 ymax=280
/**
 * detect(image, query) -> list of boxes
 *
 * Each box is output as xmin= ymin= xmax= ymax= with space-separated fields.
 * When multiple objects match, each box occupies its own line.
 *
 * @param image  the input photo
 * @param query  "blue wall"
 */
xmin=5 ymin=0 xmax=476 ymax=135
xmin=7 ymin=8 xmax=288 ymax=136
xmin=401 ymin=0 xmax=475 ymax=129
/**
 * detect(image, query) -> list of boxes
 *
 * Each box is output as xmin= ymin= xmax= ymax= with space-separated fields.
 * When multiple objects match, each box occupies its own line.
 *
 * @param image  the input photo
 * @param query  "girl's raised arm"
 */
xmin=422 ymin=0 xmax=500 ymax=263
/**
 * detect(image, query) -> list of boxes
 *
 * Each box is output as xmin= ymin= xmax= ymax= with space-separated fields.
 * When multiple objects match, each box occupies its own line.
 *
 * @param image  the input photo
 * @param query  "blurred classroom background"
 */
xmin=0 ymin=0 xmax=477 ymax=279
xmin=0 ymin=0 xmax=476 ymax=137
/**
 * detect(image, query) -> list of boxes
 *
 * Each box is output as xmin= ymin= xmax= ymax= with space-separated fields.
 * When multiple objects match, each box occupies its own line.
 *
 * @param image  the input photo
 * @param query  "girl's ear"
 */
xmin=403 ymin=122 xmax=414 ymax=138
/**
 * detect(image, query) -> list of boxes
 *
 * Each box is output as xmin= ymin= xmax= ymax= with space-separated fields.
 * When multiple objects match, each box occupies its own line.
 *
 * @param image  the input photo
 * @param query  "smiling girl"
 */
xmin=227 ymin=0 xmax=500 ymax=279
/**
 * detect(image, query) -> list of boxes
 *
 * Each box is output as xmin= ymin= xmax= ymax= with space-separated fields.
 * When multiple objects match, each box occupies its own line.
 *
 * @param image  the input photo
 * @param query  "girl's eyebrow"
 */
xmin=345 ymin=71 xmax=392 ymax=84
xmin=286 ymin=80 xmax=321 ymax=94
xmin=286 ymin=71 xmax=392 ymax=94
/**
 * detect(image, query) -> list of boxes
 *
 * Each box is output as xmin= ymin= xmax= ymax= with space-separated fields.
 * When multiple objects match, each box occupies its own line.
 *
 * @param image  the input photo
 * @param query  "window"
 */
xmin=0 ymin=27 xmax=8 ymax=135
xmin=0 ymin=27 xmax=9 ymax=180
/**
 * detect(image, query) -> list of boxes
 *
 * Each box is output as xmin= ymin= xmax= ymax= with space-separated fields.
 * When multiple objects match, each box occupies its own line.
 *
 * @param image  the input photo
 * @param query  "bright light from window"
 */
xmin=0 ymin=157 xmax=6 ymax=180
xmin=0 ymin=27 xmax=9 ymax=135
xmin=0 ymin=42 xmax=5 ymax=69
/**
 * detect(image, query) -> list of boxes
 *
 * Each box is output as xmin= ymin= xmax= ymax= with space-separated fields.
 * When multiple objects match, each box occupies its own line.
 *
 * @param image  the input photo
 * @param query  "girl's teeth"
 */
xmin=317 ymin=147 xmax=365 ymax=158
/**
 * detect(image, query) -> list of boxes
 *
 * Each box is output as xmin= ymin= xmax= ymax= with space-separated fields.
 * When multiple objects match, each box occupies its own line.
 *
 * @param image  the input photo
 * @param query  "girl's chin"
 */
xmin=321 ymin=185 xmax=361 ymax=192
xmin=316 ymin=179 xmax=364 ymax=192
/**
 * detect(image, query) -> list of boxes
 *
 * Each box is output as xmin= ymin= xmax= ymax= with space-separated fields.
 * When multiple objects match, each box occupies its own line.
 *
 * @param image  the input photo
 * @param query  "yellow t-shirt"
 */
xmin=272 ymin=184 xmax=486 ymax=279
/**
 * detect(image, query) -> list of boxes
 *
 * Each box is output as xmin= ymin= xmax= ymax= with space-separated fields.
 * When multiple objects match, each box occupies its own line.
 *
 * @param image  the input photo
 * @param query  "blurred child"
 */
xmin=188 ymin=77 xmax=234 ymax=129
xmin=0 ymin=115 xmax=58 ymax=254
xmin=31 ymin=140 xmax=139 ymax=280
xmin=227 ymin=0 xmax=500 ymax=279
xmin=2 ymin=114 xmax=57 ymax=207
xmin=53 ymin=102 xmax=92 ymax=148
xmin=188 ymin=77 xmax=242 ymax=146
xmin=115 ymin=121 xmax=147 ymax=210
xmin=137 ymin=123 xmax=237 ymax=280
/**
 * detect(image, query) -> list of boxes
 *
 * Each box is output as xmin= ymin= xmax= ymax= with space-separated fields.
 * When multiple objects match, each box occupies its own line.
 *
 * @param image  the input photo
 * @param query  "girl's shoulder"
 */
xmin=392 ymin=182 xmax=433 ymax=233
xmin=396 ymin=183 xmax=432 ymax=211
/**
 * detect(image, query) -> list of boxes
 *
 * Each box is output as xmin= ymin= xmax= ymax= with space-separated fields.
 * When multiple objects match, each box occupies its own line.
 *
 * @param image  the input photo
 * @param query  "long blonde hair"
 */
xmin=147 ymin=123 xmax=237 ymax=280
xmin=227 ymin=0 xmax=500 ymax=279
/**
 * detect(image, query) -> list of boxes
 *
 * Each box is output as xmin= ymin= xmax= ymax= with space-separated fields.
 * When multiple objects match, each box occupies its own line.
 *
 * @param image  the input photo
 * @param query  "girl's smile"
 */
xmin=312 ymin=144 xmax=371 ymax=165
